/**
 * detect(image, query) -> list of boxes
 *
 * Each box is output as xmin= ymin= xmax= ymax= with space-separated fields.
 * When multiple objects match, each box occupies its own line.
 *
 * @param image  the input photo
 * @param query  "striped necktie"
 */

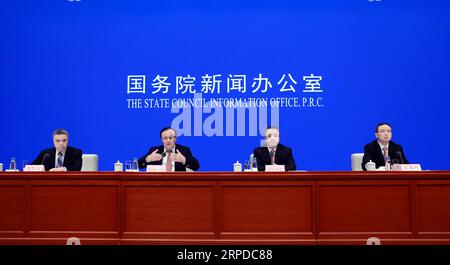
xmin=270 ymin=148 xmax=275 ymax=165
xmin=56 ymin=152 xmax=63 ymax=168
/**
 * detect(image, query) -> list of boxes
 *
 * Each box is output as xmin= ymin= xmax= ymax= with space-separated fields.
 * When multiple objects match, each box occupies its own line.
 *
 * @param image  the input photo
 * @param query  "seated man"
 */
xmin=362 ymin=122 xmax=409 ymax=170
xmin=32 ymin=129 xmax=83 ymax=171
xmin=138 ymin=127 xmax=200 ymax=171
xmin=253 ymin=127 xmax=296 ymax=171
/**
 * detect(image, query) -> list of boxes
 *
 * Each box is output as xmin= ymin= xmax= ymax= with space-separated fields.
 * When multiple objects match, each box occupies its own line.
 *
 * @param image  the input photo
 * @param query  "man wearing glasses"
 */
xmin=361 ymin=122 xmax=409 ymax=170
xmin=138 ymin=127 xmax=200 ymax=171
xmin=31 ymin=129 xmax=83 ymax=171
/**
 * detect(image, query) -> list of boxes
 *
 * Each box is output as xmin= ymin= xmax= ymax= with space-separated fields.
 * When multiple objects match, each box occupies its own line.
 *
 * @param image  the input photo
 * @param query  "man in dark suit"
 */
xmin=362 ymin=122 xmax=409 ymax=170
xmin=253 ymin=127 xmax=296 ymax=171
xmin=32 ymin=129 xmax=83 ymax=171
xmin=138 ymin=127 xmax=200 ymax=171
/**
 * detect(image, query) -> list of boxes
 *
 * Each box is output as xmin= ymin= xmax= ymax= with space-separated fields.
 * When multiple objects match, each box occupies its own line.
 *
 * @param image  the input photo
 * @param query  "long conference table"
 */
xmin=0 ymin=171 xmax=449 ymax=245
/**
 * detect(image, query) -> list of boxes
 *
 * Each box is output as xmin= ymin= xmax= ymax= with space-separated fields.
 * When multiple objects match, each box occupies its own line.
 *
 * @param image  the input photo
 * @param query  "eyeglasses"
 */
xmin=377 ymin=130 xmax=392 ymax=134
xmin=162 ymin=136 xmax=176 ymax=141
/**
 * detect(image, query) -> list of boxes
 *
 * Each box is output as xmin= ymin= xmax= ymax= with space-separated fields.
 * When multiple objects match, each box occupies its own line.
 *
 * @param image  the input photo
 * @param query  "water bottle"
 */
xmin=385 ymin=156 xmax=391 ymax=171
xmin=252 ymin=156 xmax=258 ymax=172
xmin=244 ymin=160 xmax=250 ymax=172
xmin=132 ymin=157 xmax=139 ymax=171
xmin=10 ymin=157 xmax=17 ymax=171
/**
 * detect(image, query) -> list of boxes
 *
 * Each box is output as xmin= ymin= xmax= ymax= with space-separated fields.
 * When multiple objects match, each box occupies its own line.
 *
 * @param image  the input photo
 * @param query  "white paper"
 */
xmin=146 ymin=165 xmax=167 ymax=172
xmin=265 ymin=165 xmax=285 ymax=172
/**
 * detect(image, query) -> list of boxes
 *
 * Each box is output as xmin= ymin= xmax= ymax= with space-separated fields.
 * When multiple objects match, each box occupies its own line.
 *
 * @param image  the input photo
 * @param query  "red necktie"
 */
xmin=383 ymin=147 xmax=388 ymax=159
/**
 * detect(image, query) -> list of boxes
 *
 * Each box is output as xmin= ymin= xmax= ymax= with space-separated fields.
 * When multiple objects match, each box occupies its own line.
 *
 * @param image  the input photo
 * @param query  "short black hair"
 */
xmin=160 ymin=127 xmax=175 ymax=138
xmin=375 ymin=123 xmax=392 ymax=132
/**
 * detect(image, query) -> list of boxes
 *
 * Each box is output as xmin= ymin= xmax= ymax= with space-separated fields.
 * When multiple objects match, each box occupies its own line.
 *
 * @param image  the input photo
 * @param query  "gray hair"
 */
xmin=264 ymin=127 xmax=279 ymax=138
xmin=53 ymin=129 xmax=69 ymax=137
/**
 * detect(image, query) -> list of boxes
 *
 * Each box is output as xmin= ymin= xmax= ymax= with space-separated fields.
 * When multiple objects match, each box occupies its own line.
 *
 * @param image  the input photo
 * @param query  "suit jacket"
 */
xmin=138 ymin=144 xmax=200 ymax=171
xmin=253 ymin=143 xmax=296 ymax=171
xmin=362 ymin=140 xmax=409 ymax=170
xmin=31 ymin=146 xmax=83 ymax=171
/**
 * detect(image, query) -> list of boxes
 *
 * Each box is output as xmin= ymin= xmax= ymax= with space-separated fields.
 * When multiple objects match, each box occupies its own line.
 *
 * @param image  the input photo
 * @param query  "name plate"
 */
xmin=146 ymin=165 xmax=166 ymax=172
xmin=391 ymin=164 xmax=422 ymax=171
xmin=24 ymin=165 xmax=45 ymax=172
xmin=265 ymin=165 xmax=285 ymax=172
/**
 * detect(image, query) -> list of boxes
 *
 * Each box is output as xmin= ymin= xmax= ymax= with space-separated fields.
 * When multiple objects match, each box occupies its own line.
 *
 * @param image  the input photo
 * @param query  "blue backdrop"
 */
xmin=1 ymin=0 xmax=449 ymax=171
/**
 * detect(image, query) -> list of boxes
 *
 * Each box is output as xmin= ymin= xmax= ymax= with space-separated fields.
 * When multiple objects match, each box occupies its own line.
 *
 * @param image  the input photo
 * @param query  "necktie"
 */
xmin=383 ymin=147 xmax=388 ymax=159
xmin=270 ymin=148 xmax=275 ymax=165
xmin=166 ymin=150 xmax=173 ymax=172
xmin=56 ymin=152 xmax=63 ymax=168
